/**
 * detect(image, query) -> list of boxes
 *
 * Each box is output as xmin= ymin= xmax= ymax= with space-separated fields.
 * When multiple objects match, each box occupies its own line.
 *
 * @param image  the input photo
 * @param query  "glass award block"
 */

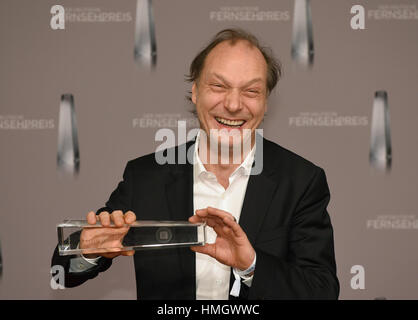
xmin=134 ymin=0 xmax=157 ymax=67
xmin=291 ymin=0 xmax=314 ymax=67
xmin=370 ymin=90 xmax=392 ymax=171
xmin=57 ymin=220 xmax=206 ymax=256
xmin=57 ymin=94 xmax=80 ymax=176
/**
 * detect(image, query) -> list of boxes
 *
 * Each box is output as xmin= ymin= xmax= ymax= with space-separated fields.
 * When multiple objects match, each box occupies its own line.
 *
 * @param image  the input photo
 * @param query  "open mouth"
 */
xmin=215 ymin=117 xmax=246 ymax=128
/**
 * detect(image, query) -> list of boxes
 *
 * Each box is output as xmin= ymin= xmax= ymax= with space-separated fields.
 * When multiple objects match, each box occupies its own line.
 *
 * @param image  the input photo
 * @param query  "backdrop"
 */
xmin=0 ymin=0 xmax=417 ymax=299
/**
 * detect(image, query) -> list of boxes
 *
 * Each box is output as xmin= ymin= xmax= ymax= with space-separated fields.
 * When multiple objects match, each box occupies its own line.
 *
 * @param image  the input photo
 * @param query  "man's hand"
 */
xmin=189 ymin=207 xmax=255 ymax=271
xmin=80 ymin=210 xmax=136 ymax=259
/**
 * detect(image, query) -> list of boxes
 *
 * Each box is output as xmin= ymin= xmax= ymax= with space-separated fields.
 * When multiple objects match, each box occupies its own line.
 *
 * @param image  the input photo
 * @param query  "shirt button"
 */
xmin=216 ymin=279 xmax=223 ymax=285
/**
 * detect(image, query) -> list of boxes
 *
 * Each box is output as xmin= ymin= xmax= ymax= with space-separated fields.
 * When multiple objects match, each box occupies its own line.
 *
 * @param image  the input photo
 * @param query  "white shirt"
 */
xmin=193 ymin=131 xmax=256 ymax=300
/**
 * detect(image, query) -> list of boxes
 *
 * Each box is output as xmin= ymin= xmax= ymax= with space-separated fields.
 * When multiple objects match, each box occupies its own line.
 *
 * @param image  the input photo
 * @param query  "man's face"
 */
xmin=192 ymin=40 xmax=268 ymax=148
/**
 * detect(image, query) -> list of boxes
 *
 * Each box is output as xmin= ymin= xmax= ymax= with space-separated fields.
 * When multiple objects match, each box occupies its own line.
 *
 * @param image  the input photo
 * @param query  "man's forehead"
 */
xmin=202 ymin=40 xmax=267 ymax=78
xmin=207 ymin=39 xmax=265 ymax=62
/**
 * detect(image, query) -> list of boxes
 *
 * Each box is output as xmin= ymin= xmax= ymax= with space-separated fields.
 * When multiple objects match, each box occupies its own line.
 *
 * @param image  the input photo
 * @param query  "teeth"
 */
xmin=215 ymin=117 xmax=245 ymax=127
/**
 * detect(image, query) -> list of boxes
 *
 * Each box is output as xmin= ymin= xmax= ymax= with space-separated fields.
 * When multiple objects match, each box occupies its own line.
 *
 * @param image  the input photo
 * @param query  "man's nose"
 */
xmin=224 ymin=89 xmax=242 ymax=113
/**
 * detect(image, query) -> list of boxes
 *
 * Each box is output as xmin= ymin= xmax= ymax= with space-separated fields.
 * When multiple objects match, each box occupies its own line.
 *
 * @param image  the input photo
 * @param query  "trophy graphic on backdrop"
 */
xmin=57 ymin=94 xmax=80 ymax=176
xmin=291 ymin=0 xmax=314 ymax=67
xmin=57 ymin=220 xmax=206 ymax=255
xmin=134 ymin=0 xmax=157 ymax=68
xmin=369 ymin=90 xmax=392 ymax=171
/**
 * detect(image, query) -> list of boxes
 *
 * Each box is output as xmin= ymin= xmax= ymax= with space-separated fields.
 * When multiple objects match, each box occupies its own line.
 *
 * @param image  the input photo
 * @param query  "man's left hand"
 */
xmin=189 ymin=206 xmax=255 ymax=271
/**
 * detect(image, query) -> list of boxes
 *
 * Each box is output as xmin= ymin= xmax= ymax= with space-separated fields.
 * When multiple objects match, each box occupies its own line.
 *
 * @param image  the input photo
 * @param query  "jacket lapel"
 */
xmin=239 ymin=170 xmax=277 ymax=245
xmin=238 ymin=138 xmax=278 ymax=245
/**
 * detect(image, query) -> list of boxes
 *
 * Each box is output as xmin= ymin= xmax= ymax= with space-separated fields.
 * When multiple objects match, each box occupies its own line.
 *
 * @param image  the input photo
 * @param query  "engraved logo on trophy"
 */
xmin=291 ymin=0 xmax=314 ymax=67
xmin=369 ymin=90 xmax=392 ymax=171
xmin=57 ymin=94 xmax=80 ymax=176
xmin=156 ymin=227 xmax=172 ymax=244
xmin=134 ymin=0 xmax=157 ymax=68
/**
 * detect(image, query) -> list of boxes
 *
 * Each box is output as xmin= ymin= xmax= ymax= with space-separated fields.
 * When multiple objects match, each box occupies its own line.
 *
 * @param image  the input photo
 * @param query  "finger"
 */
xmin=190 ymin=244 xmax=216 ymax=258
xmin=99 ymin=211 xmax=111 ymax=227
xmin=190 ymin=209 xmax=214 ymax=224
xmin=195 ymin=209 xmax=208 ymax=219
xmin=188 ymin=215 xmax=202 ymax=224
xmin=204 ymin=216 xmax=222 ymax=229
xmin=111 ymin=210 xmax=124 ymax=227
xmin=207 ymin=206 xmax=235 ymax=221
xmin=86 ymin=211 xmax=97 ymax=225
xmin=222 ymin=225 xmax=233 ymax=237
xmin=124 ymin=211 xmax=136 ymax=224
xmin=195 ymin=208 xmax=207 ymax=215
xmin=222 ymin=216 xmax=244 ymax=237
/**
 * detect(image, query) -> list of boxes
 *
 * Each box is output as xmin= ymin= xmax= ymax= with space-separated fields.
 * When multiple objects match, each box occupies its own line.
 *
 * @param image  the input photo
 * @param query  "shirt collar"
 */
xmin=193 ymin=130 xmax=256 ymax=178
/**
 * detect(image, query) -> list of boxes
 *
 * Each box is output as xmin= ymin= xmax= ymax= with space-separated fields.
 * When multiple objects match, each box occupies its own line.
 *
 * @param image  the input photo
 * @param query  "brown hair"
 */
xmin=186 ymin=28 xmax=282 ymax=102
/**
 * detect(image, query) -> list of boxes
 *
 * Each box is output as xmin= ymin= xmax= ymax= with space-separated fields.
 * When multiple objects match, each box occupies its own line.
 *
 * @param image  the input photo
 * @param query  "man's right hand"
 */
xmin=80 ymin=210 xmax=137 ymax=259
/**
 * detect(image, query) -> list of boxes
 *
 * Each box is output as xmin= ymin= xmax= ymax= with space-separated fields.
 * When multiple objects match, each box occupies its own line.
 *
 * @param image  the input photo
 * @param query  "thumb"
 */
xmin=121 ymin=250 xmax=135 ymax=256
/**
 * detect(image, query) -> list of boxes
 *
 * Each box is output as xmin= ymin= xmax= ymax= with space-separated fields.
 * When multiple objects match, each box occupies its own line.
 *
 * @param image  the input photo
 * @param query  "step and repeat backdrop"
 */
xmin=0 ymin=0 xmax=417 ymax=299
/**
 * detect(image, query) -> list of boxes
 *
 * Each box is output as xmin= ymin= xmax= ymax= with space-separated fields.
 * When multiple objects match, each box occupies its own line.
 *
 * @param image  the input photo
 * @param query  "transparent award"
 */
xmin=57 ymin=220 xmax=206 ymax=256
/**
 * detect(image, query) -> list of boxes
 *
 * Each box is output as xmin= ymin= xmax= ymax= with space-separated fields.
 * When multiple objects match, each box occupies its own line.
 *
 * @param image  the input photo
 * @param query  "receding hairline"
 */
xmin=196 ymin=39 xmax=268 ymax=85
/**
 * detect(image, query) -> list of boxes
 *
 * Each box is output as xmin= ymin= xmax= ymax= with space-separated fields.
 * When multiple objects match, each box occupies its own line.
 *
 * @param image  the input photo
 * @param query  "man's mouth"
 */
xmin=215 ymin=117 xmax=246 ymax=128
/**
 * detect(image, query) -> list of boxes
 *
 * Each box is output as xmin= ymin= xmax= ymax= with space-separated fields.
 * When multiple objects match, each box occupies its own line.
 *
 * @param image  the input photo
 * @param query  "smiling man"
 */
xmin=51 ymin=28 xmax=339 ymax=300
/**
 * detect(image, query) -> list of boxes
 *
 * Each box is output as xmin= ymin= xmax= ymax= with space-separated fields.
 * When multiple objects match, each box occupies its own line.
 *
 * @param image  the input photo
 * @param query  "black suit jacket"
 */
xmin=51 ymin=138 xmax=339 ymax=299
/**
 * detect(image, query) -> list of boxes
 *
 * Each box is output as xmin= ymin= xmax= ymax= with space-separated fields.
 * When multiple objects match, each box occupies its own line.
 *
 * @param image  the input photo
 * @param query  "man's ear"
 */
xmin=191 ymin=83 xmax=197 ymax=104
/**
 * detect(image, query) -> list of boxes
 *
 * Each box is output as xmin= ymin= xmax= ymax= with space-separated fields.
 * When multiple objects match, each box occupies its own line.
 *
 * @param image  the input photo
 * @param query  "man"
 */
xmin=51 ymin=28 xmax=339 ymax=299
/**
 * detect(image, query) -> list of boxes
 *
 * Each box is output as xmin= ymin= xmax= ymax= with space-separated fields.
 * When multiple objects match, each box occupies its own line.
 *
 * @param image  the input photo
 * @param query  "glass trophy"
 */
xmin=57 ymin=220 xmax=206 ymax=256
xmin=57 ymin=94 xmax=80 ymax=176
xmin=134 ymin=0 xmax=157 ymax=67
xmin=291 ymin=0 xmax=314 ymax=67
xmin=370 ymin=90 xmax=392 ymax=171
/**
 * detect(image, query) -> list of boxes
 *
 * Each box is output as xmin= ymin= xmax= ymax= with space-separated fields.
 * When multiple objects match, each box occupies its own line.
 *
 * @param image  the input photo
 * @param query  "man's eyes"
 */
xmin=245 ymin=89 xmax=261 ymax=97
xmin=209 ymin=84 xmax=261 ymax=96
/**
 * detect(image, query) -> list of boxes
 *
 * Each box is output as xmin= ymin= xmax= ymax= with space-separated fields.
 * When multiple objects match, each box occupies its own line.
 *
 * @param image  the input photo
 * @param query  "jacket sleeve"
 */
xmin=50 ymin=161 xmax=134 ymax=288
xmin=248 ymin=167 xmax=340 ymax=299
